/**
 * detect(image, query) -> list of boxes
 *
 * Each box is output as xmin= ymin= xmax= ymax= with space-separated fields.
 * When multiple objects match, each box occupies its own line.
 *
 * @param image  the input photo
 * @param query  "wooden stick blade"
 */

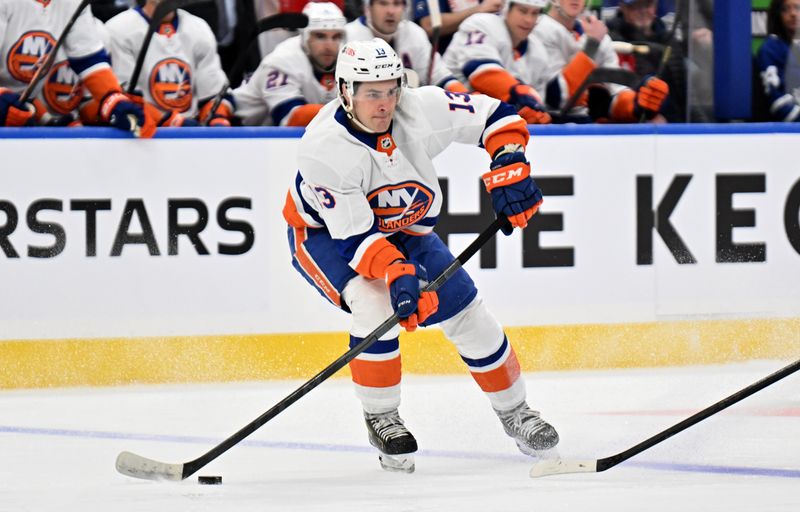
xmin=529 ymin=458 xmax=598 ymax=478
xmin=116 ymin=451 xmax=185 ymax=481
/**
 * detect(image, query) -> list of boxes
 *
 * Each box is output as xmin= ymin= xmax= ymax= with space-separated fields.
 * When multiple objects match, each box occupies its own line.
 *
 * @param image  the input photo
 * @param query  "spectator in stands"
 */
xmin=233 ymin=2 xmax=346 ymax=126
xmin=105 ymin=0 xmax=235 ymax=127
xmin=347 ymin=0 xmax=468 ymax=90
xmin=606 ymin=0 xmax=685 ymax=121
xmin=413 ymin=0 xmax=505 ymax=54
xmin=534 ymin=0 xmax=669 ymax=122
xmin=757 ymin=0 xmax=800 ymax=122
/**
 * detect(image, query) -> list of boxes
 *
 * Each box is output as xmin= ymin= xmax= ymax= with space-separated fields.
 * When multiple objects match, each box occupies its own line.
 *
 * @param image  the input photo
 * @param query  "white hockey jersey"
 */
xmin=233 ymin=35 xmax=338 ymax=126
xmin=104 ymin=7 xmax=226 ymax=117
xmin=0 ymin=0 xmax=112 ymax=116
xmin=533 ymin=14 xmax=623 ymax=97
xmin=346 ymin=17 xmax=458 ymax=88
xmin=442 ymin=13 xmax=550 ymax=94
xmin=285 ymin=86 xmax=524 ymax=272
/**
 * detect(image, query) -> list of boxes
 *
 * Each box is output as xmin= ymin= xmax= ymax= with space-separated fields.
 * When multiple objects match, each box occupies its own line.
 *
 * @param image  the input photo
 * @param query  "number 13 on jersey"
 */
xmin=445 ymin=91 xmax=475 ymax=113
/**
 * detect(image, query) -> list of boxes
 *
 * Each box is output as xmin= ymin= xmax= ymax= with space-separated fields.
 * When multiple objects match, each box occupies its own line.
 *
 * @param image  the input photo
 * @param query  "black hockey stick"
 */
xmin=126 ymin=0 xmax=211 ymax=94
xmin=531 ymin=357 xmax=800 ymax=478
xmin=558 ymin=67 xmax=640 ymax=120
xmin=116 ymin=214 xmax=511 ymax=481
xmin=203 ymin=12 xmax=309 ymax=125
xmin=19 ymin=0 xmax=95 ymax=103
xmin=425 ymin=0 xmax=442 ymax=86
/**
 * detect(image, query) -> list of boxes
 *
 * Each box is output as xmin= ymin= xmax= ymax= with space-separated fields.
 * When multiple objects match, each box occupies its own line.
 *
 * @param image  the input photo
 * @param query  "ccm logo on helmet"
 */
xmin=367 ymin=181 xmax=434 ymax=232
xmin=149 ymin=58 xmax=193 ymax=112
xmin=6 ymin=31 xmax=55 ymax=83
xmin=43 ymin=61 xmax=83 ymax=115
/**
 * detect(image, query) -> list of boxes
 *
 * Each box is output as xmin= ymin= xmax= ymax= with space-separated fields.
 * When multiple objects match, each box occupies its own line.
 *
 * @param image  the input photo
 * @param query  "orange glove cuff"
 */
xmin=482 ymin=161 xmax=531 ymax=192
xmin=286 ymin=103 xmax=323 ymax=126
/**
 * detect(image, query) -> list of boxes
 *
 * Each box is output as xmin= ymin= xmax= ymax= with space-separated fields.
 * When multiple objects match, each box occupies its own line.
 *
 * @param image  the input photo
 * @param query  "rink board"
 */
xmin=1 ymin=124 xmax=799 ymax=388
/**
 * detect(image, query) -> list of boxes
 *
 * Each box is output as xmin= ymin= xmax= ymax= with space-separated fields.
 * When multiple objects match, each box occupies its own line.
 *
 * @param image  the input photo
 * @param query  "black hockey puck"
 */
xmin=198 ymin=475 xmax=222 ymax=485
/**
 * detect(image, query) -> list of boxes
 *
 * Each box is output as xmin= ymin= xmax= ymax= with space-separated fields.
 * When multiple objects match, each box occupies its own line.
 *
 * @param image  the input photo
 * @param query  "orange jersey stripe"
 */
xmin=81 ymin=67 xmax=122 ymax=102
xmin=469 ymin=68 xmax=518 ymax=101
xmin=293 ymin=234 xmax=341 ymax=307
xmin=349 ymin=356 xmax=402 ymax=388
xmin=283 ymin=191 xmax=309 ymax=228
xmin=484 ymin=119 xmax=529 ymax=158
xmin=470 ymin=349 xmax=521 ymax=393
xmin=354 ymin=237 xmax=405 ymax=280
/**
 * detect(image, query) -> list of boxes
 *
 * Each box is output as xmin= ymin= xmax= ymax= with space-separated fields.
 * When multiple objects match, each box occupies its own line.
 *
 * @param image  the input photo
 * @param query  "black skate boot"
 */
xmin=364 ymin=409 xmax=418 ymax=473
xmin=495 ymin=402 xmax=559 ymax=456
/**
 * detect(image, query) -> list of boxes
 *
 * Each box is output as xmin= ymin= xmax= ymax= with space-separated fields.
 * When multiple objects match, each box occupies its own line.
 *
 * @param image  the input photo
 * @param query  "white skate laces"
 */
xmin=495 ymin=402 xmax=560 ymax=455
xmin=364 ymin=409 xmax=418 ymax=473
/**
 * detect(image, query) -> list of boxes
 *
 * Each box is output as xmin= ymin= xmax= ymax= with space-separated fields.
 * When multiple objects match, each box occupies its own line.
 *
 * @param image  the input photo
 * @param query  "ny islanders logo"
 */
xmin=6 ymin=31 xmax=56 ymax=83
xmin=43 ymin=61 xmax=83 ymax=114
xmin=149 ymin=58 xmax=193 ymax=112
xmin=367 ymin=181 xmax=434 ymax=232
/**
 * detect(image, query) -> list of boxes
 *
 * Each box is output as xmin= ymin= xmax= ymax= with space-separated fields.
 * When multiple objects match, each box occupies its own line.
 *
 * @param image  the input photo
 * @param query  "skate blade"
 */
xmin=516 ymin=440 xmax=561 ymax=460
xmin=378 ymin=453 xmax=415 ymax=473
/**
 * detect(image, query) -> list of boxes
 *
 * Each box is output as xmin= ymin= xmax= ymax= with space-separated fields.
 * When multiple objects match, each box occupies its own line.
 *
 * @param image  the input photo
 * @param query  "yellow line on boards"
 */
xmin=1 ymin=318 xmax=798 ymax=389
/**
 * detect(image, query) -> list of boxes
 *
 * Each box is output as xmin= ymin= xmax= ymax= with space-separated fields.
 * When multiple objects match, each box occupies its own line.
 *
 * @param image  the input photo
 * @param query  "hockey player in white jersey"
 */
xmin=346 ymin=0 xmax=468 ymax=92
xmin=535 ymin=0 xmax=669 ymax=121
xmin=105 ymin=0 xmax=233 ymax=127
xmin=283 ymin=38 xmax=558 ymax=473
xmin=233 ymin=2 xmax=346 ymax=127
xmin=443 ymin=0 xmax=557 ymax=124
xmin=0 ymin=0 xmax=150 ymax=135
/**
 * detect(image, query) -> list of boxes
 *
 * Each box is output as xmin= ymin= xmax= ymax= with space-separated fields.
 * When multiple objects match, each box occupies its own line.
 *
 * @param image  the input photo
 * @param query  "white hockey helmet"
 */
xmin=335 ymin=38 xmax=405 ymax=130
xmin=301 ymin=2 xmax=347 ymax=53
xmin=509 ymin=0 xmax=548 ymax=7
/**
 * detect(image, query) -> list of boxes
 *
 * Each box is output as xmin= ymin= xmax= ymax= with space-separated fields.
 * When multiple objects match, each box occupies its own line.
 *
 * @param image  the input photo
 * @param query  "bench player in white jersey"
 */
xmin=0 ymin=0 xmax=149 ymax=134
xmin=346 ymin=0 xmax=468 ymax=92
xmin=534 ymin=0 xmax=669 ymax=122
xmin=105 ymin=0 xmax=233 ymax=127
xmin=443 ymin=0 xmax=562 ymax=124
xmin=233 ymin=2 xmax=346 ymax=127
xmin=282 ymin=38 xmax=558 ymax=473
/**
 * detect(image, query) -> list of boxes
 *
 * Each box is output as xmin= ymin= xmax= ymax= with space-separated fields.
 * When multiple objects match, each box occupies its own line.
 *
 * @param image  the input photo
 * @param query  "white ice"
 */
xmin=1 ymin=360 xmax=798 ymax=511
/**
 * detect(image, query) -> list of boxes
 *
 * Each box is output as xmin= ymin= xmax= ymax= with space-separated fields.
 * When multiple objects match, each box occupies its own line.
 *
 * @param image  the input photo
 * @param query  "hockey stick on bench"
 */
xmin=530 ymin=357 xmax=800 ymax=478
xmin=19 ymin=0 xmax=96 ymax=103
xmin=116 ymin=214 xmax=511 ymax=481
xmin=126 ymin=0 xmax=211 ymax=94
xmin=203 ymin=12 xmax=309 ymax=125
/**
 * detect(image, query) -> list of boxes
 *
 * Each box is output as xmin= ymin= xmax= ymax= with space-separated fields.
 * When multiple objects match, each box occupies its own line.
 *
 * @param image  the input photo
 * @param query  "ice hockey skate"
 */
xmin=364 ymin=409 xmax=418 ymax=473
xmin=495 ymin=402 xmax=559 ymax=457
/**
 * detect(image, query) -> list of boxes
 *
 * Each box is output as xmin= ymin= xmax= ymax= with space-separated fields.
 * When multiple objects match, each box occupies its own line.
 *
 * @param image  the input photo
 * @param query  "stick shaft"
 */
xmin=597 ymin=358 xmax=800 ymax=472
xmin=177 ymin=215 xmax=508 ymax=478
xmin=19 ymin=0 xmax=92 ymax=103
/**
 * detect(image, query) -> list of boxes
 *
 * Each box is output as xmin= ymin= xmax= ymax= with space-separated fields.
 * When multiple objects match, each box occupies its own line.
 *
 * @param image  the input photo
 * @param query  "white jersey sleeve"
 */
xmin=443 ymin=13 xmax=516 ymax=87
xmin=184 ymin=15 xmax=227 ymax=102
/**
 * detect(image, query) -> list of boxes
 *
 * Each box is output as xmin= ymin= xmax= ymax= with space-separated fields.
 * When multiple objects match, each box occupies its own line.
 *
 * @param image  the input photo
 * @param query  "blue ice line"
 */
xmin=2 ymin=425 xmax=798 ymax=479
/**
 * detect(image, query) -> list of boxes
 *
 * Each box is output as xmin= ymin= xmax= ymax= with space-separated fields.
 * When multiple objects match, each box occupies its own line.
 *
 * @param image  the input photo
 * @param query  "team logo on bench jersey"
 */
xmin=367 ymin=181 xmax=434 ymax=232
xmin=43 ymin=61 xmax=83 ymax=115
xmin=6 ymin=31 xmax=55 ymax=83
xmin=149 ymin=58 xmax=193 ymax=112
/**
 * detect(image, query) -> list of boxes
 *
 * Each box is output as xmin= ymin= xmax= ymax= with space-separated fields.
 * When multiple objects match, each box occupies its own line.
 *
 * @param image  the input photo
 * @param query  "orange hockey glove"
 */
xmin=385 ymin=260 xmax=439 ymax=332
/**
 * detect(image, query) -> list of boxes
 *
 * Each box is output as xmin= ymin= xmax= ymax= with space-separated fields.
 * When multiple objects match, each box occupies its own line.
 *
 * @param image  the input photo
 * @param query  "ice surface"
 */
xmin=1 ymin=360 xmax=798 ymax=511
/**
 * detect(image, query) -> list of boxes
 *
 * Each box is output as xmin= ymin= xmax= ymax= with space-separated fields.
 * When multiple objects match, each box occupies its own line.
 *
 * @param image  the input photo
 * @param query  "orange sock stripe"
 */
xmin=562 ymin=51 xmax=597 ymax=97
xmin=610 ymin=89 xmax=637 ymax=122
xmin=294 ymin=241 xmax=341 ymax=307
xmin=354 ymin=237 xmax=404 ymax=280
xmin=82 ymin=67 xmax=122 ymax=102
xmin=470 ymin=349 xmax=521 ymax=393
xmin=483 ymin=119 xmax=529 ymax=158
xmin=349 ymin=356 xmax=401 ymax=388
xmin=469 ymin=68 xmax=519 ymax=101
xmin=292 ymin=226 xmax=306 ymax=252
xmin=286 ymin=104 xmax=323 ymax=127
xmin=283 ymin=191 xmax=309 ymax=228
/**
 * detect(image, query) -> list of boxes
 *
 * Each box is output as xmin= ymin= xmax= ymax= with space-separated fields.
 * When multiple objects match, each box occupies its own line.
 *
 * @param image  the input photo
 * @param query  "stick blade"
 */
xmin=529 ymin=458 xmax=598 ymax=478
xmin=116 ymin=451 xmax=185 ymax=481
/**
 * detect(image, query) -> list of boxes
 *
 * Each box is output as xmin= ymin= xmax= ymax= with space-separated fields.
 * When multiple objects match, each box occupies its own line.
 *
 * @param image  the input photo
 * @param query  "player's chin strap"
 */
xmin=549 ymin=0 xmax=577 ymax=25
xmin=343 ymin=101 xmax=379 ymax=133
